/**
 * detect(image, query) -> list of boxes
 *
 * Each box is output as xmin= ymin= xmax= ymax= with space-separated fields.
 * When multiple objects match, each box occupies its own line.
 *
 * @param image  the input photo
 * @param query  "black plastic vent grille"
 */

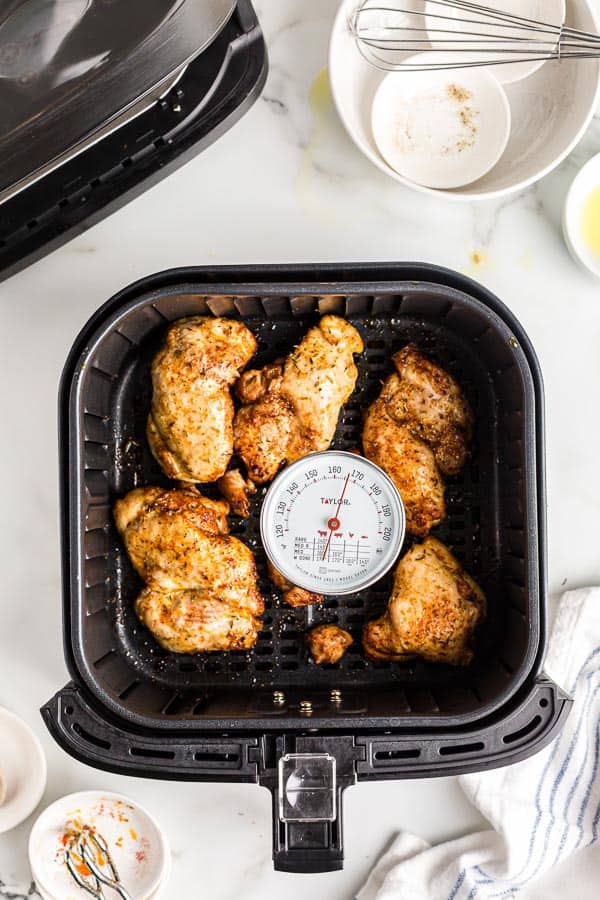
xmin=42 ymin=679 xmax=569 ymax=779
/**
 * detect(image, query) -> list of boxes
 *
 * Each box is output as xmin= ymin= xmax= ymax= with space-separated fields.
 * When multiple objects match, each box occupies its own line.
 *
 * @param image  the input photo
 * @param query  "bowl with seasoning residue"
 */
xmin=330 ymin=0 xmax=600 ymax=199
xmin=371 ymin=59 xmax=511 ymax=190
xmin=28 ymin=791 xmax=170 ymax=900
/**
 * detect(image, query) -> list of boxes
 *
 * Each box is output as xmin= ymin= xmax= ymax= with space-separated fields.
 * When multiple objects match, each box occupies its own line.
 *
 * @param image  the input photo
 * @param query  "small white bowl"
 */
xmin=0 ymin=707 xmax=47 ymax=834
xmin=330 ymin=0 xmax=600 ymax=200
xmin=29 ymin=790 xmax=170 ymax=900
xmin=423 ymin=0 xmax=566 ymax=85
xmin=371 ymin=60 xmax=511 ymax=189
xmin=563 ymin=152 xmax=600 ymax=277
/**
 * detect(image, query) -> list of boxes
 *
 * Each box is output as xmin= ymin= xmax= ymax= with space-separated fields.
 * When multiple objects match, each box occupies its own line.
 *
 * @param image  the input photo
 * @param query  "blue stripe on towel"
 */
xmin=447 ymin=870 xmax=466 ymax=900
xmin=591 ymin=792 xmax=600 ymax=839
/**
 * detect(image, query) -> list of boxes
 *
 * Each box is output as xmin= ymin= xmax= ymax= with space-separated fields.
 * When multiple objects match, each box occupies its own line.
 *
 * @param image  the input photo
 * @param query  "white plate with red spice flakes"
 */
xmin=28 ymin=791 xmax=170 ymax=900
xmin=371 ymin=59 xmax=511 ymax=190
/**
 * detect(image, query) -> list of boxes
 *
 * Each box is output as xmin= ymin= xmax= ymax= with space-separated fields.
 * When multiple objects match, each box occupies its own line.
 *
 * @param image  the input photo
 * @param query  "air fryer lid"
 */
xmin=0 ymin=0 xmax=236 ymax=201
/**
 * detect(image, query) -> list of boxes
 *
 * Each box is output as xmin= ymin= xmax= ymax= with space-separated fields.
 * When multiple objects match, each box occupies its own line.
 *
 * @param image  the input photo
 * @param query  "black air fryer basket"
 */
xmin=43 ymin=262 xmax=571 ymax=873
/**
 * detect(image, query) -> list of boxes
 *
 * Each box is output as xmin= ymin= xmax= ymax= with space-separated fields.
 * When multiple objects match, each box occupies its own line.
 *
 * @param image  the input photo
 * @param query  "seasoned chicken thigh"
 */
xmin=363 ymin=538 xmax=485 ymax=666
xmin=147 ymin=317 xmax=257 ymax=483
xmin=362 ymin=345 xmax=473 ymax=536
xmin=363 ymin=388 xmax=446 ymax=537
xmin=135 ymin=588 xmax=261 ymax=654
xmin=114 ymin=486 xmax=264 ymax=653
xmin=114 ymin=486 xmax=262 ymax=603
xmin=233 ymin=316 xmax=364 ymax=484
xmin=387 ymin=345 xmax=474 ymax=475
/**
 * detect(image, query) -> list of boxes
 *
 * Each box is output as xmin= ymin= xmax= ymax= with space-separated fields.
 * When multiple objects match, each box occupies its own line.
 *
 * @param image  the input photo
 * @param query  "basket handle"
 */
xmin=267 ymin=751 xmax=346 ymax=873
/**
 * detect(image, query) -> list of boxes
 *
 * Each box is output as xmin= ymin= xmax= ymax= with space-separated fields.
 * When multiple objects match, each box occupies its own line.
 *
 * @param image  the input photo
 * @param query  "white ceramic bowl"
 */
xmin=330 ymin=0 xmax=600 ymax=200
xmin=0 ymin=707 xmax=47 ymax=835
xmin=29 ymin=791 xmax=170 ymax=900
xmin=371 ymin=60 xmax=511 ymax=188
xmin=563 ymin=151 xmax=600 ymax=277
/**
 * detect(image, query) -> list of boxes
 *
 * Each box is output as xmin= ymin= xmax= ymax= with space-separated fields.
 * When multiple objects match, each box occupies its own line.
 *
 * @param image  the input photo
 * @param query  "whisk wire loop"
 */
xmin=64 ymin=828 xmax=133 ymax=900
xmin=349 ymin=0 xmax=600 ymax=71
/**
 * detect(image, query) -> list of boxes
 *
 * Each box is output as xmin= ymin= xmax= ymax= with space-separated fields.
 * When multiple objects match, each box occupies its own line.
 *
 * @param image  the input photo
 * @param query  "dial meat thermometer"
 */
xmin=260 ymin=451 xmax=406 ymax=595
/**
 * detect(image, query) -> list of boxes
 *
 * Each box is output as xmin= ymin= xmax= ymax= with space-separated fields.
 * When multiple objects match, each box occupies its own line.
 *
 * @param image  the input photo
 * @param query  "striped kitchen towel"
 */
xmin=358 ymin=588 xmax=600 ymax=900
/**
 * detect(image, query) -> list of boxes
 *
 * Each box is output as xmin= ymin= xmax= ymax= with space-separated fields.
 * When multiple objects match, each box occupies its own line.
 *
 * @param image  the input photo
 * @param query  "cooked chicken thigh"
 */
xmin=114 ymin=486 xmax=261 ymax=603
xmin=362 ymin=345 xmax=473 ymax=536
xmin=307 ymin=624 xmax=353 ymax=664
xmin=147 ymin=317 xmax=257 ymax=483
xmin=135 ymin=588 xmax=261 ymax=654
xmin=233 ymin=316 xmax=364 ymax=484
xmin=267 ymin=561 xmax=324 ymax=608
xmin=363 ymin=390 xmax=446 ymax=537
xmin=387 ymin=345 xmax=474 ymax=475
xmin=363 ymin=538 xmax=485 ymax=666
xmin=114 ymin=486 xmax=264 ymax=652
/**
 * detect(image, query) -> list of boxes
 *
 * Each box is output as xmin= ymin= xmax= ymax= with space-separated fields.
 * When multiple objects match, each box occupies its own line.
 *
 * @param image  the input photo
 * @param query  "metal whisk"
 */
xmin=349 ymin=0 xmax=600 ymax=72
xmin=64 ymin=827 xmax=133 ymax=900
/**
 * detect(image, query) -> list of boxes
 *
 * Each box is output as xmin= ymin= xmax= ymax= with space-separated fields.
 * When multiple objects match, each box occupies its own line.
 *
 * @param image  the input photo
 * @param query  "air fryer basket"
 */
xmin=44 ymin=263 xmax=571 ymax=873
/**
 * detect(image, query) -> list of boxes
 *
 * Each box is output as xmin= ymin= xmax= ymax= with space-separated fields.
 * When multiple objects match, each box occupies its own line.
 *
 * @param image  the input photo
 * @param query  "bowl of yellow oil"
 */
xmin=564 ymin=152 xmax=600 ymax=277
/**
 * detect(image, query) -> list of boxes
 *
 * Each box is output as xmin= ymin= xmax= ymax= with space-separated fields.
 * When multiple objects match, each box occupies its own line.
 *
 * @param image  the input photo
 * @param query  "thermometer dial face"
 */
xmin=260 ymin=451 xmax=406 ymax=596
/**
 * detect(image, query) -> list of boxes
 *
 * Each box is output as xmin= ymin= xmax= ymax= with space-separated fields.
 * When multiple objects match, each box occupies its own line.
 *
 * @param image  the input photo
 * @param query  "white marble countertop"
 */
xmin=1 ymin=1 xmax=600 ymax=898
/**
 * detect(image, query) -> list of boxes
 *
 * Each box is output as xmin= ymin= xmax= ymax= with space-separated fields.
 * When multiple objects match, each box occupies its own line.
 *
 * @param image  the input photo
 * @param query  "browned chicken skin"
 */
xmin=114 ymin=486 xmax=263 ymax=653
xmin=307 ymin=625 xmax=353 ymax=664
xmin=266 ymin=561 xmax=324 ymax=608
xmin=147 ymin=317 xmax=257 ymax=483
xmin=135 ymin=588 xmax=261 ymax=654
xmin=363 ymin=538 xmax=485 ymax=666
xmin=362 ymin=345 xmax=473 ymax=536
xmin=388 ymin=345 xmax=474 ymax=475
xmin=233 ymin=316 xmax=364 ymax=485
xmin=363 ymin=392 xmax=446 ymax=537
xmin=236 ymin=360 xmax=285 ymax=404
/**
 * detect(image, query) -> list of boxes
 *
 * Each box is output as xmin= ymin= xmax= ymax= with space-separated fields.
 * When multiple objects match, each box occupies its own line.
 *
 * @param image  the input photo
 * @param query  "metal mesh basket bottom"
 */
xmin=68 ymin=282 xmax=540 ymax=727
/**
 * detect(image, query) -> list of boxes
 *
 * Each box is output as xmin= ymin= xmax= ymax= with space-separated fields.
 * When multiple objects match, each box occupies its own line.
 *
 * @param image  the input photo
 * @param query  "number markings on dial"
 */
xmin=261 ymin=452 xmax=405 ymax=595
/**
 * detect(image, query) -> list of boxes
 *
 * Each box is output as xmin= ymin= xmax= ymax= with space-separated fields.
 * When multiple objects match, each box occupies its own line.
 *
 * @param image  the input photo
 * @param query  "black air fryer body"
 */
xmin=0 ymin=0 xmax=267 ymax=282
xmin=43 ymin=262 xmax=571 ymax=873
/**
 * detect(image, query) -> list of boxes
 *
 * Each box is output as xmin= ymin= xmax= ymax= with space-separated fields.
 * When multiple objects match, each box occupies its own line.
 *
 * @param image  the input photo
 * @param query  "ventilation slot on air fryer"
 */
xmin=72 ymin=723 xmax=111 ymax=751
xmin=502 ymin=715 xmax=543 ymax=745
xmin=130 ymin=747 xmax=176 ymax=760
xmin=439 ymin=741 xmax=485 ymax=756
